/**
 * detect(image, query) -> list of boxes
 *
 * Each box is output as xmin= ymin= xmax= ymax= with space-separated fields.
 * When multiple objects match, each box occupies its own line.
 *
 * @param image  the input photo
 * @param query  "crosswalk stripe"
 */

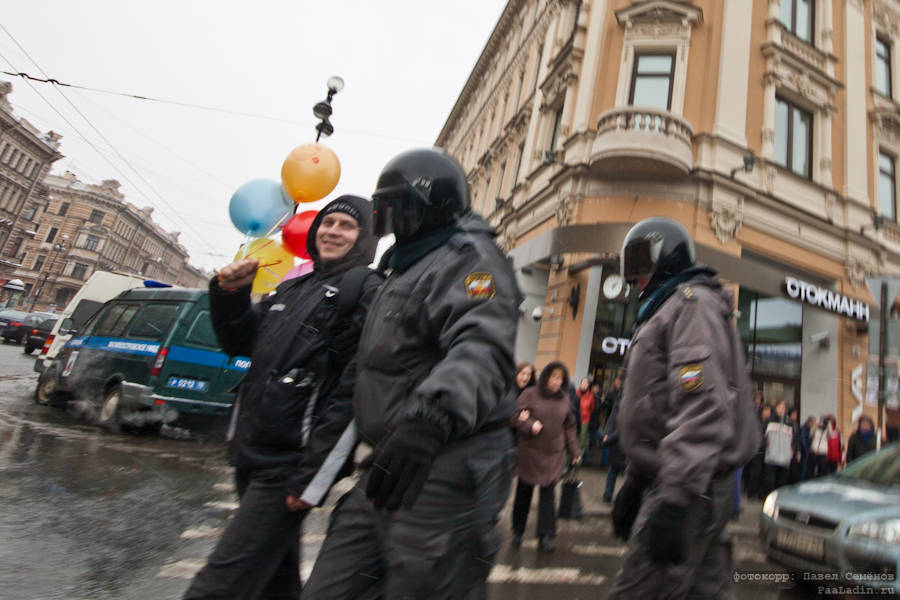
xmin=180 ymin=526 xmax=223 ymax=539
xmin=158 ymin=559 xmax=207 ymax=579
xmin=488 ymin=564 xmax=606 ymax=585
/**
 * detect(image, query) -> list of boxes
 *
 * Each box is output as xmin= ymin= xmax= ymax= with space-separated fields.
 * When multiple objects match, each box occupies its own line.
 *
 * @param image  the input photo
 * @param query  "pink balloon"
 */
xmin=281 ymin=260 xmax=314 ymax=282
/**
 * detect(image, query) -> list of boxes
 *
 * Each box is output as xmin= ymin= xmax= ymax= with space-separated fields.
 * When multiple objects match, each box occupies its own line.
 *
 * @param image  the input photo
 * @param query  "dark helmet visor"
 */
xmin=372 ymin=181 xmax=428 ymax=239
xmin=622 ymin=239 xmax=656 ymax=281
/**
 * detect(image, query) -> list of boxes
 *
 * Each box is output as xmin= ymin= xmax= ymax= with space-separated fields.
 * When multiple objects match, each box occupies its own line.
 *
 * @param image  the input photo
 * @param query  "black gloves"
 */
xmin=611 ymin=473 xmax=649 ymax=540
xmin=647 ymin=502 xmax=688 ymax=565
xmin=365 ymin=420 xmax=446 ymax=510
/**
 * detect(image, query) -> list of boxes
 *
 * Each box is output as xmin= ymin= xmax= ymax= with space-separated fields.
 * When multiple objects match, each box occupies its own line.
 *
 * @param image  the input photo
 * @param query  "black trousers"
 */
xmin=301 ymin=429 xmax=513 ymax=600
xmin=184 ymin=466 xmax=304 ymax=600
xmin=761 ymin=463 xmax=790 ymax=497
xmin=511 ymin=479 xmax=556 ymax=539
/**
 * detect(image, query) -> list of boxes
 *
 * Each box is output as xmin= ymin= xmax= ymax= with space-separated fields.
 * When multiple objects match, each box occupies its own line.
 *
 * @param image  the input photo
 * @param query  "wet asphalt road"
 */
xmin=0 ymin=343 xmax=826 ymax=599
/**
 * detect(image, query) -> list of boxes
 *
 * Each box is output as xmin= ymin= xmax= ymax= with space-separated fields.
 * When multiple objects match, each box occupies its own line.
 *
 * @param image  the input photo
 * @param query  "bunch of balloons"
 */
xmin=227 ymin=143 xmax=341 ymax=293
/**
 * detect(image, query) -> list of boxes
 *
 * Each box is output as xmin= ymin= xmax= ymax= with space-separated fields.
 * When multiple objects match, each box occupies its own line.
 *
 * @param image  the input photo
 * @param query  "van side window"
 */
xmin=90 ymin=303 xmax=140 ymax=337
xmin=184 ymin=310 xmax=219 ymax=349
xmin=127 ymin=303 xmax=182 ymax=341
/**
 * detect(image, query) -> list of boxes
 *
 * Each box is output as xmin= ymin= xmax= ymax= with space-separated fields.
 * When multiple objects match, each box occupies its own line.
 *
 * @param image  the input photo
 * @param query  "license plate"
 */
xmin=775 ymin=528 xmax=825 ymax=560
xmin=167 ymin=377 xmax=208 ymax=392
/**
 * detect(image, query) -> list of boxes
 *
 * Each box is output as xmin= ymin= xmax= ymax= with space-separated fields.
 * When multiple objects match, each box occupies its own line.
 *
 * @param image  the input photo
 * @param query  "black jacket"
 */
xmin=353 ymin=212 xmax=521 ymax=445
xmin=210 ymin=195 xmax=383 ymax=504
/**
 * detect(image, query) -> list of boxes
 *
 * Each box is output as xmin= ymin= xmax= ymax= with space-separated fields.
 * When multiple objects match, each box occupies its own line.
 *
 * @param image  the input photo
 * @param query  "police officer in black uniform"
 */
xmin=301 ymin=148 xmax=521 ymax=600
xmin=609 ymin=217 xmax=760 ymax=599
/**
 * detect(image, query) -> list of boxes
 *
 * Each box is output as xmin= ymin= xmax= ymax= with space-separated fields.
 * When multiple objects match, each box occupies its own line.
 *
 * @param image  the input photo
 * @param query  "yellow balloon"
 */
xmin=281 ymin=143 xmax=341 ymax=203
xmin=234 ymin=238 xmax=295 ymax=295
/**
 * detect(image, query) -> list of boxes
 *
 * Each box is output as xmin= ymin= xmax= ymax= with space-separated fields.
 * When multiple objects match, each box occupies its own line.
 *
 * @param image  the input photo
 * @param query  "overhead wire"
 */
xmin=0 ymin=25 xmax=219 ymax=255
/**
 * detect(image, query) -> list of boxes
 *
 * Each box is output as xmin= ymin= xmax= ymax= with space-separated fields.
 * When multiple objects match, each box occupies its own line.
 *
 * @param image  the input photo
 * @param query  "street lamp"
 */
xmin=313 ymin=76 xmax=344 ymax=142
xmin=28 ymin=240 xmax=67 ymax=312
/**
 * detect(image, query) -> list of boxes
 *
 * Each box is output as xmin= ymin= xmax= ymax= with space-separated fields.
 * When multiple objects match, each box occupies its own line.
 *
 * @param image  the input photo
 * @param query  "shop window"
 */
xmin=88 ymin=209 xmax=105 ymax=224
xmin=877 ymin=36 xmax=892 ymax=98
xmin=629 ymin=53 xmax=675 ymax=111
xmin=774 ymin=97 xmax=812 ymax=178
xmin=880 ymin=150 xmax=897 ymax=221
xmin=779 ymin=0 xmax=814 ymax=45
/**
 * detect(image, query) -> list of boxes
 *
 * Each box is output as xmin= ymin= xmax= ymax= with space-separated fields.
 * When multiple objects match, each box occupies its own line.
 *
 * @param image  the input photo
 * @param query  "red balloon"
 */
xmin=281 ymin=210 xmax=319 ymax=259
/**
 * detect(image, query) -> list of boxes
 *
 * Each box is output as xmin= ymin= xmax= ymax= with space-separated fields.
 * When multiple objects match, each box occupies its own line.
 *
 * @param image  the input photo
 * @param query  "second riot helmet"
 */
xmin=620 ymin=217 xmax=695 ymax=296
xmin=372 ymin=148 xmax=469 ymax=240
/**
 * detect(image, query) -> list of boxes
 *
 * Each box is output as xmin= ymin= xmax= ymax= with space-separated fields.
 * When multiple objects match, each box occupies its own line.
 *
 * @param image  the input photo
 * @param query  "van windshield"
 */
xmin=127 ymin=303 xmax=183 ymax=341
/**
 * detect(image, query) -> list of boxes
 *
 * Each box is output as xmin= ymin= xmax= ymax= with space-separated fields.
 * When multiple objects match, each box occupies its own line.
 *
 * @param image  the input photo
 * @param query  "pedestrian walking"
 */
xmin=575 ymin=377 xmax=594 ymax=458
xmin=762 ymin=400 xmax=794 ymax=496
xmin=809 ymin=415 xmax=829 ymax=478
xmin=824 ymin=414 xmax=843 ymax=473
xmin=300 ymin=148 xmax=521 ymax=600
xmin=788 ymin=408 xmax=803 ymax=483
xmin=800 ymin=415 xmax=815 ymax=480
xmin=847 ymin=415 xmax=877 ymax=463
xmin=509 ymin=362 xmax=536 ymax=444
xmin=608 ymin=217 xmax=760 ymax=599
xmin=183 ymin=195 xmax=382 ymax=600
xmin=602 ymin=380 xmax=624 ymax=503
xmin=746 ymin=403 xmax=772 ymax=498
xmin=509 ymin=361 xmax=580 ymax=552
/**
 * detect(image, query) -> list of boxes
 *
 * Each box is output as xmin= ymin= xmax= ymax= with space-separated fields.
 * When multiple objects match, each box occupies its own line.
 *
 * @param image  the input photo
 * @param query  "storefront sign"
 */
xmin=601 ymin=336 xmax=631 ymax=356
xmin=784 ymin=277 xmax=870 ymax=322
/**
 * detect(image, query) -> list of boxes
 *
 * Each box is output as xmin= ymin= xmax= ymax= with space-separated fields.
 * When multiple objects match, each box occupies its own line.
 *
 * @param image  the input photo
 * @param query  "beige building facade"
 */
xmin=437 ymin=0 xmax=900 ymax=432
xmin=0 ymin=81 xmax=62 ymax=284
xmin=14 ymin=172 xmax=205 ymax=310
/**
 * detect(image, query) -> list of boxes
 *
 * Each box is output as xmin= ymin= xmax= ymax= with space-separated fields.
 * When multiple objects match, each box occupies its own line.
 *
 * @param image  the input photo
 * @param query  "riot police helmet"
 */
xmin=620 ymin=217 xmax=695 ymax=296
xmin=372 ymin=148 xmax=469 ymax=240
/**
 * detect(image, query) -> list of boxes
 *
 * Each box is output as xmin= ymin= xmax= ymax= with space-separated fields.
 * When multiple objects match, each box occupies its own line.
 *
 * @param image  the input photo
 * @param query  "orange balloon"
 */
xmin=281 ymin=143 xmax=341 ymax=204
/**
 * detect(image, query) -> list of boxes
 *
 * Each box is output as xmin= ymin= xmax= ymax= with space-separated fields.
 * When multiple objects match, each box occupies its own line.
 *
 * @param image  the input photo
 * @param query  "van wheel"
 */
xmin=99 ymin=385 xmax=123 ymax=434
xmin=35 ymin=368 xmax=62 ymax=406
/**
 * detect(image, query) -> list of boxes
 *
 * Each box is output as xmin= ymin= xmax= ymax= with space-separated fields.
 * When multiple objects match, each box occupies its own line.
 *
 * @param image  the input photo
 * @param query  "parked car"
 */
xmin=24 ymin=317 xmax=58 ymax=354
xmin=3 ymin=311 xmax=55 ymax=344
xmin=34 ymin=270 xmax=148 ymax=374
xmin=760 ymin=442 xmax=900 ymax=593
xmin=35 ymin=287 xmax=249 ymax=434
xmin=0 ymin=309 xmax=30 ymax=343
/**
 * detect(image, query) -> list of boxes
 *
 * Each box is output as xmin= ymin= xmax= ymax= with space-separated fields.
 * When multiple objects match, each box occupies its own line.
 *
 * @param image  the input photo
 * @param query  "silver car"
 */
xmin=759 ymin=442 xmax=900 ymax=593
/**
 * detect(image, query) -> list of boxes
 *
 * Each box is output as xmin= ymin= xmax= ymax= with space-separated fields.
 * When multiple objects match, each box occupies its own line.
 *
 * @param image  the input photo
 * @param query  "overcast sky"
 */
xmin=1 ymin=1 xmax=506 ymax=270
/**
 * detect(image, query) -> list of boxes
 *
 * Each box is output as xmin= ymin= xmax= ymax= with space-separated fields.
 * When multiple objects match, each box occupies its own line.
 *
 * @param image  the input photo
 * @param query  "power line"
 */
xmin=0 ymin=25 xmax=218 ymax=255
xmin=0 ymin=69 xmax=432 ymax=145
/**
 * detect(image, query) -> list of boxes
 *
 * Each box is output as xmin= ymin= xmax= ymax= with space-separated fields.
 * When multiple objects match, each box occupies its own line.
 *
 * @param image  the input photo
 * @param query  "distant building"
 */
xmin=177 ymin=262 xmax=210 ymax=289
xmin=15 ymin=172 xmax=203 ymax=310
xmin=0 ymin=81 xmax=63 ymax=282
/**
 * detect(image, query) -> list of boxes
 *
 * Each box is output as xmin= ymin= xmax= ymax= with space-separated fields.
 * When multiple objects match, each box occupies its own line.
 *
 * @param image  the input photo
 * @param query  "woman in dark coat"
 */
xmin=847 ymin=415 xmax=877 ymax=463
xmin=510 ymin=361 xmax=580 ymax=553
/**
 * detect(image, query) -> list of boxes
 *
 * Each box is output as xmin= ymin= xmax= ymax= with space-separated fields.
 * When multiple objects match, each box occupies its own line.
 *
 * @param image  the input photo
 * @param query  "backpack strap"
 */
xmin=336 ymin=266 xmax=371 ymax=320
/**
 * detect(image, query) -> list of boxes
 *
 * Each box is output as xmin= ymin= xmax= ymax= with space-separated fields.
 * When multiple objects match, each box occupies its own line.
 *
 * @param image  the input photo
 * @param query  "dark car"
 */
xmin=2 ymin=311 xmax=54 ymax=344
xmin=24 ymin=317 xmax=58 ymax=354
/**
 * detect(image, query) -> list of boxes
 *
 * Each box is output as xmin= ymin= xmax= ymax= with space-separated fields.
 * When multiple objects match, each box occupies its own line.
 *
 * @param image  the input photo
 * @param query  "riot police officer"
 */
xmin=609 ymin=217 xmax=760 ymax=599
xmin=301 ymin=148 xmax=520 ymax=600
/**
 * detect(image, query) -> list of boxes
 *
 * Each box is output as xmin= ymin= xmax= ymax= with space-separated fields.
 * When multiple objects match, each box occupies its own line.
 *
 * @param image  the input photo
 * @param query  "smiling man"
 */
xmin=184 ymin=195 xmax=382 ymax=600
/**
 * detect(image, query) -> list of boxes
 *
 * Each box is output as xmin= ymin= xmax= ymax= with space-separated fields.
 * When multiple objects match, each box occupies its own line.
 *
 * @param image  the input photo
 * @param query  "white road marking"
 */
xmin=568 ymin=542 xmax=626 ymax=557
xmin=213 ymin=482 xmax=234 ymax=492
xmin=205 ymin=500 xmax=239 ymax=511
xmin=158 ymin=559 xmax=207 ymax=579
xmin=488 ymin=565 xmax=606 ymax=585
xmin=180 ymin=526 xmax=223 ymax=539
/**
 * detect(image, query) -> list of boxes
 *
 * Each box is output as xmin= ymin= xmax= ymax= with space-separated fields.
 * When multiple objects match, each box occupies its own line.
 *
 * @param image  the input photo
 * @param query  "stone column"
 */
xmin=713 ymin=0 xmax=754 ymax=147
xmin=761 ymin=73 xmax=778 ymax=159
xmin=844 ymin=0 xmax=868 ymax=203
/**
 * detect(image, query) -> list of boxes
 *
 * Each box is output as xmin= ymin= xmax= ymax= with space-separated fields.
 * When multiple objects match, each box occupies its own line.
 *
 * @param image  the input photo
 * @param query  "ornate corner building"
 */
xmin=436 ymin=0 xmax=900 ymax=433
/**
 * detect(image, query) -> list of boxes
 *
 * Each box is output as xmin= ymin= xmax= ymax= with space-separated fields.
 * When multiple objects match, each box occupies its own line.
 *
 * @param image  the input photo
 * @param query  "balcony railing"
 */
xmin=590 ymin=107 xmax=694 ymax=179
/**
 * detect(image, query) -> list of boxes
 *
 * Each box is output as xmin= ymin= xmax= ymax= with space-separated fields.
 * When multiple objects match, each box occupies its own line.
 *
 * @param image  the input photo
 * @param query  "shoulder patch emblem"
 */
xmin=465 ymin=272 xmax=495 ymax=299
xmin=680 ymin=363 xmax=703 ymax=392
xmin=682 ymin=286 xmax=694 ymax=300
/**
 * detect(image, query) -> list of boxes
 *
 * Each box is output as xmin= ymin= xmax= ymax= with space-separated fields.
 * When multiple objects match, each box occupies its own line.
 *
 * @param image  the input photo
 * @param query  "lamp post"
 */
xmin=313 ymin=76 xmax=344 ymax=142
xmin=28 ymin=239 xmax=67 ymax=312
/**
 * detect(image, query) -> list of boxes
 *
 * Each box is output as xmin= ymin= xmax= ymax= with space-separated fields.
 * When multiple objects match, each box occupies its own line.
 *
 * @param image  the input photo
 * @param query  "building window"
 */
xmin=629 ymin=53 xmax=675 ymax=111
xmin=774 ymin=97 xmax=812 ymax=178
xmin=33 ymin=254 xmax=46 ymax=272
xmin=549 ymin=107 xmax=564 ymax=154
xmin=72 ymin=263 xmax=89 ymax=280
xmin=58 ymin=202 xmax=70 ymax=216
xmin=83 ymin=235 xmax=99 ymax=252
xmin=23 ymin=203 xmax=38 ymax=221
xmin=877 ymin=36 xmax=892 ymax=98
xmin=779 ymin=0 xmax=814 ymax=45
xmin=88 ymin=209 xmax=105 ymax=224
xmin=46 ymin=227 xmax=58 ymax=244
xmin=880 ymin=150 xmax=896 ymax=221
xmin=54 ymin=288 xmax=72 ymax=305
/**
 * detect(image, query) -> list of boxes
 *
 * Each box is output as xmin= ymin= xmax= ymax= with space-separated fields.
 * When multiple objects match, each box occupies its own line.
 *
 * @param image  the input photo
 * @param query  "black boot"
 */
xmin=510 ymin=531 xmax=522 ymax=549
xmin=538 ymin=535 xmax=556 ymax=553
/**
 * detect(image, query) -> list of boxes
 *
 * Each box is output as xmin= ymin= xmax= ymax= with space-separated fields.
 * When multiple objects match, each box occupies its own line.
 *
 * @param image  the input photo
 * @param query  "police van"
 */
xmin=35 ymin=286 xmax=249 ymax=432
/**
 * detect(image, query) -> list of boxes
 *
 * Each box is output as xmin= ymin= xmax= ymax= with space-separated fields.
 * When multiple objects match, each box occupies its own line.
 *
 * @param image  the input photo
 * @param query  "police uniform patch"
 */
xmin=465 ymin=272 xmax=495 ymax=299
xmin=680 ymin=364 xmax=703 ymax=391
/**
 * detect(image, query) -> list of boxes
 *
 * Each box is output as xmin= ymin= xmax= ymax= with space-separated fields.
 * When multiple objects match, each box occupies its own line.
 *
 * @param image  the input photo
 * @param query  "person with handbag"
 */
xmin=509 ymin=361 xmax=581 ymax=553
xmin=183 ymin=195 xmax=382 ymax=600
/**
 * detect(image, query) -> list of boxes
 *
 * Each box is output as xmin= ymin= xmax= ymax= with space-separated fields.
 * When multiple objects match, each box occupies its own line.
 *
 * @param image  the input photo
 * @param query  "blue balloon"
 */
xmin=228 ymin=179 xmax=293 ymax=237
